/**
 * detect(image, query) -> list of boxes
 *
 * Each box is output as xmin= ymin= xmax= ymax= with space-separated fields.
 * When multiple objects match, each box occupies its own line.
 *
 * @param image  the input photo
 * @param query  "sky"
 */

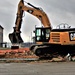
xmin=0 ymin=0 xmax=75 ymax=43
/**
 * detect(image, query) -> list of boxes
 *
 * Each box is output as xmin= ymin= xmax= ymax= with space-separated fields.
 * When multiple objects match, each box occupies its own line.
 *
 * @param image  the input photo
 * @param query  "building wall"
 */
xmin=0 ymin=26 xmax=3 ymax=47
xmin=0 ymin=27 xmax=3 ymax=43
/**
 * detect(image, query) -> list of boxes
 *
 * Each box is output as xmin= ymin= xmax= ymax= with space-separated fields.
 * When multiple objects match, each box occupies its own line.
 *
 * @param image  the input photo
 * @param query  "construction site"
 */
xmin=0 ymin=0 xmax=75 ymax=63
xmin=1 ymin=1 xmax=75 ymax=75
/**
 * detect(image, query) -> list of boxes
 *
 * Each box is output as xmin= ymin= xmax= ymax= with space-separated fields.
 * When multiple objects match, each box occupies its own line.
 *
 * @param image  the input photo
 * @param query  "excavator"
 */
xmin=9 ymin=0 xmax=75 ymax=58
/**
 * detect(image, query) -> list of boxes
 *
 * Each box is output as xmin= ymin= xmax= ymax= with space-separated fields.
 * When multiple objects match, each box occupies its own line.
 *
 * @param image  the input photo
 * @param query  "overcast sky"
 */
xmin=0 ymin=0 xmax=75 ymax=43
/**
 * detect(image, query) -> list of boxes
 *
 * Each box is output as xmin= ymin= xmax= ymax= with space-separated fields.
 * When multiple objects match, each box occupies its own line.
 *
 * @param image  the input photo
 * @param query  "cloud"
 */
xmin=0 ymin=0 xmax=75 ymax=42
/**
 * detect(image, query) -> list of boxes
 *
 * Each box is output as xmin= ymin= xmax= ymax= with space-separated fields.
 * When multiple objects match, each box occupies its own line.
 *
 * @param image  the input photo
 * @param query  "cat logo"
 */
xmin=70 ymin=32 xmax=75 ymax=41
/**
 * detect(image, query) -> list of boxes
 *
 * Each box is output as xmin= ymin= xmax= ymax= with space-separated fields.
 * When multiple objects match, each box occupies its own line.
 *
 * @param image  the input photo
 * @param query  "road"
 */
xmin=0 ymin=62 xmax=75 ymax=75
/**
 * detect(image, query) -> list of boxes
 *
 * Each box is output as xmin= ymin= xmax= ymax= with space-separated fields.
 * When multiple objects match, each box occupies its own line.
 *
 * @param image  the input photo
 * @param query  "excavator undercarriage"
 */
xmin=30 ymin=43 xmax=75 ymax=57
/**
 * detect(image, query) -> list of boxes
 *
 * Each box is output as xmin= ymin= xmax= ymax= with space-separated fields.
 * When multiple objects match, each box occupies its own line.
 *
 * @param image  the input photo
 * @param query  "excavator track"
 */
xmin=30 ymin=44 xmax=75 ymax=58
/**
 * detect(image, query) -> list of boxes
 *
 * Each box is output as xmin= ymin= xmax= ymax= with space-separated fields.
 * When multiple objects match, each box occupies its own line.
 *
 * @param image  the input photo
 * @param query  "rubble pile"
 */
xmin=0 ymin=48 xmax=75 ymax=62
xmin=0 ymin=48 xmax=38 ymax=59
xmin=5 ymin=50 xmax=37 ymax=58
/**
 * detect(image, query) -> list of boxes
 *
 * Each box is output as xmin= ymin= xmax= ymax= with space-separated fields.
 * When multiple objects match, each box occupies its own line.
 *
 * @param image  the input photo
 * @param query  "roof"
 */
xmin=0 ymin=25 xmax=4 ymax=29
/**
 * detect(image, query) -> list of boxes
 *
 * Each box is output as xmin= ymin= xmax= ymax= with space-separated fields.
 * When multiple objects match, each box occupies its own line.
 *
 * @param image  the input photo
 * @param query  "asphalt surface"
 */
xmin=0 ymin=62 xmax=75 ymax=75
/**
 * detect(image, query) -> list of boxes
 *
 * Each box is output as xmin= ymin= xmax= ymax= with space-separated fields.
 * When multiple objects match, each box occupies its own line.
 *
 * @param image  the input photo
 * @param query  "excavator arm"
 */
xmin=22 ymin=3 xmax=51 ymax=27
xmin=9 ymin=0 xmax=51 ymax=44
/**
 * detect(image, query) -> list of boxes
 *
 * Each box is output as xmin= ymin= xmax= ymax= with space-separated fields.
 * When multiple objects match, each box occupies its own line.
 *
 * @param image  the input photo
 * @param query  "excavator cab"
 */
xmin=35 ymin=27 xmax=51 ymax=43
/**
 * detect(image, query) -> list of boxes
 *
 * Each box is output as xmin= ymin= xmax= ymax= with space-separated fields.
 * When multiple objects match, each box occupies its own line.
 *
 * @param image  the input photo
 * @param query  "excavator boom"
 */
xmin=9 ymin=0 xmax=51 ymax=44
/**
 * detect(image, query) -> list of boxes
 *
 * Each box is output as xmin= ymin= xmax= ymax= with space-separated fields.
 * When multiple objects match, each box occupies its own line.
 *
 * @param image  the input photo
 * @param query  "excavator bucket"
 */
xmin=9 ymin=32 xmax=23 ymax=44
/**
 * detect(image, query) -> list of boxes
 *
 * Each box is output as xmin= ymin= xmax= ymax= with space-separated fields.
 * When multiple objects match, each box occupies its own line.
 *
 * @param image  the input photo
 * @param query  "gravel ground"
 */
xmin=0 ymin=62 xmax=75 ymax=75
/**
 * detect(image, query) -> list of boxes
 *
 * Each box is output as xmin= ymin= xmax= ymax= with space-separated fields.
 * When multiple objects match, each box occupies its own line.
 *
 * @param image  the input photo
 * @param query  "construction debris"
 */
xmin=0 ymin=48 xmax=38 ymax=59
xmin=0 ymin=48 xmax=75 ymax=62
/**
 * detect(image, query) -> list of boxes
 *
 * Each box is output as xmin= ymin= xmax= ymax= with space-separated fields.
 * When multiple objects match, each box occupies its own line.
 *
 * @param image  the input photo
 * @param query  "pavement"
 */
xmin=0 ymin=62 xmax=75 ymax=75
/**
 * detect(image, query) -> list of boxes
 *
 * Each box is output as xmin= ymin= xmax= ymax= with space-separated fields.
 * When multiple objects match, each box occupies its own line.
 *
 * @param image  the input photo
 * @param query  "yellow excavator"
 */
xmin=9 ymin=0 xmax=75 ymax=58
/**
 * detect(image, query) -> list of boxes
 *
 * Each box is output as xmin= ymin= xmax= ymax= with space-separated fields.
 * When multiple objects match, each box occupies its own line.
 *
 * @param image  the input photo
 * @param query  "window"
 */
xmin=36 ymin=29 xmax=41 ymax=36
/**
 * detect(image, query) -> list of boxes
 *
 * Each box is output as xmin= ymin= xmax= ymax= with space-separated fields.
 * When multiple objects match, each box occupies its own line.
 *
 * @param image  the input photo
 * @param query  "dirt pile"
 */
xmin=0 ymin=48 xmax=38 ymax=59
